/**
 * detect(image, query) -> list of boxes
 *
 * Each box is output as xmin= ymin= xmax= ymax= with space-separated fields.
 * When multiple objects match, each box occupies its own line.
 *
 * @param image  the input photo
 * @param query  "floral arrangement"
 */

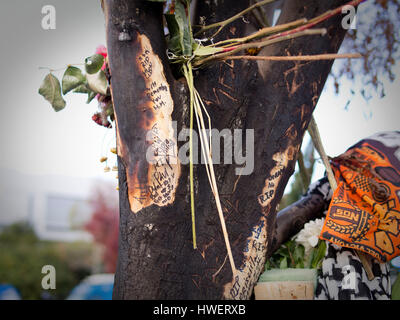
xmin=265 ymin=218 xmax=327 ymax=270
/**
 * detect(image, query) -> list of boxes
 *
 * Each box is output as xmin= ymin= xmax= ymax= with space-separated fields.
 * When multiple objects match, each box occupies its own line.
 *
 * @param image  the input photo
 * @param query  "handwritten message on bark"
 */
xmin=223 ymin=141 xmax=298 ymax=299
xmin=119 ymin=34 xmax=180 ymax=213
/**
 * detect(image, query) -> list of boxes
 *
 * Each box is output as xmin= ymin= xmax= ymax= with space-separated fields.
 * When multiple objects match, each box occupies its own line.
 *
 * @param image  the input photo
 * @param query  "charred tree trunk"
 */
xmin=104 ymin=0 xmax=351 ymax=299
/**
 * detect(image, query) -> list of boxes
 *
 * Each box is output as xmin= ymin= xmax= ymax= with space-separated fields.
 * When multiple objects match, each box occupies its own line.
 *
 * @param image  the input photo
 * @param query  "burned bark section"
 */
xmin=104 ymin=0 xmax=190 ymax=299
xmin=272 ymin=192 xmax=327 ymax=253
xmin=107 ymin=0 xmax=352 ymax=299
xmin=193 ymin=0 xmax=350 ymax=299
xmin=105 ymin=1 xmax=181 ymax=214
xmin=254 ymin=0 xmax=351 ymax=260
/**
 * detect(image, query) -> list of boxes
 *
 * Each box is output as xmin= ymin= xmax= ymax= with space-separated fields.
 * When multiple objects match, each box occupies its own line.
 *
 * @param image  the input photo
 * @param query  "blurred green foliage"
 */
xmin=265 ymin=238 xmax=326 ymax=271
xmin=265 ymin=239 xmax=306 ymax=270
xmin=392 ymin=273 xmax=400 ymax=300
xmin=0 ymin=223 xmax=94 ymax=299
xmin=280 ymin=139 xmax=315 ymax=210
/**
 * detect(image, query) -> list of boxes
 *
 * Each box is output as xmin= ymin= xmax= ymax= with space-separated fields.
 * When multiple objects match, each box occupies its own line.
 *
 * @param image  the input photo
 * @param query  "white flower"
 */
xmin=293 ymin=218 xmax=325 ymax=257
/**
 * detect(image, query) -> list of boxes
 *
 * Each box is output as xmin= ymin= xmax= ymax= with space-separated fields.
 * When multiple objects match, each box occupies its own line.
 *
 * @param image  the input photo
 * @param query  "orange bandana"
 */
xmin=320 ymin=132 xmax=400 ymax=262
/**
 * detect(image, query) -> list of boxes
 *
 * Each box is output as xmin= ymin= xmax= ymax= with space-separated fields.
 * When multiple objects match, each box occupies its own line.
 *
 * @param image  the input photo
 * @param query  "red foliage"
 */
xmin=92 ymin=112 xmax=112 ymax=128
xmin=85 ymin=184 xmax=119 ymax=273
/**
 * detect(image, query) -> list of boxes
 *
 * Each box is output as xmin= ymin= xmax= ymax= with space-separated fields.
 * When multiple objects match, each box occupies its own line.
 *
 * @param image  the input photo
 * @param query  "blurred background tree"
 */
xmin=0 ymin=223 xmax=93 ymax=299
xmin=332 ymin=0 xmax=400 ymax=100
xmin=0 ymin=183 xmax=119 ymax=299
xmin=85 ymin=184 xmax=119 ymax=274
xmin=280 ymin=139 xmax=316 ymax=209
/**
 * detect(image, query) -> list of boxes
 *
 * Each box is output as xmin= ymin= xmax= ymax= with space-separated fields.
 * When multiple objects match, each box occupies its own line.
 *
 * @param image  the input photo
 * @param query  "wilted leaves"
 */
xmin=38 ymin=73 xmax=66 ymax=112
xmin=62 ymin=66 xmax=86 ymax=95
xmin=39 ymin=55 xmax=108 ymax=111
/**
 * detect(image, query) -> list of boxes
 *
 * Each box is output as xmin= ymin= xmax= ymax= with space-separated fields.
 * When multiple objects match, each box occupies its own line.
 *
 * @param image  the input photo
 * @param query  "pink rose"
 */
xmin=96 ymin=45 xmax=107 ymax=58
xmin=95 ymin=45 xmax=108 ymax=70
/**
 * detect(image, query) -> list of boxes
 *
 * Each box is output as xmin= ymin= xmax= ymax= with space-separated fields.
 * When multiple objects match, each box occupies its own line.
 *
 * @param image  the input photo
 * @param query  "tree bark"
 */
xmin=273 ymin=186 xmax=328 ymax=253
xmin=104 ymin=0 xmax=351 ymax=299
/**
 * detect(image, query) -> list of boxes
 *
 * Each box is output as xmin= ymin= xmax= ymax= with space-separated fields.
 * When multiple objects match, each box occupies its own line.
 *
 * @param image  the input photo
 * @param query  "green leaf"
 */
xmin=165 ymin=1 xmax=192 ymax=56
xmin=38 ymin=73 xmax=66 ymax=112
xmin=392 ymin=273 xmax=400 ymax=300
xmin=286 ymin=240 xmax=295 ymax=252
xmin=87 ymin=91 xmax=97 ymax=104
xmin=279 ymin=257 xmax=288 ymax=269
xmin=310 ymin=240 xmax=327 ymax=269
xmin=86 ymin=70 xmax=108 ymax=96
xmin=85 ymin=54 xmax=104 ymax=74
xmin=105 ymin=105 xmax=114 ymax=116
xmin=176 ymin=1 xmax=192 ymax=56
xmin=193 ymin=44 xmax=224 ymax=56
xmin=294 ymin=245 xmax=305 ymax=267
xmin=165 ymin=14 xmax=182 ymax=55
xmin=72 ymin=84 xmax=96 ymax=103
xmin=62 ymin=66 xmax=86 ymax=95
xmin=73 ymin=84 xmax=91 ymax=94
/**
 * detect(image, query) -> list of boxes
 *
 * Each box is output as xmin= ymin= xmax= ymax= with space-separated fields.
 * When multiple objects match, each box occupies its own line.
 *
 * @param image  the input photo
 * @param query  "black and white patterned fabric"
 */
xmin=315 ymin=243 xmax=391 ymax=300
xmin=307 ymin=176 xmax=333 ymax=203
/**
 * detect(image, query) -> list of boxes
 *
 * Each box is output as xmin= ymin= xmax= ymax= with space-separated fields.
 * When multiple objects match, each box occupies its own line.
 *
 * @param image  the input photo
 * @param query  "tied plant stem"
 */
xmin=183 ymin=62 xmax=237 ymax=276
xmin=210 ymin=18 xmax=308 ymax=48
xmin=183 ymin=63 xmax=197 ymax=250
xmin=221 ymin=53 xmax=362 ymax=61
xmin=194 ymin=0 xmax=279 ymax=38
xmin=193 ymin=0 xmax=366 ymax=67
xmin=193 ymin=29 xmax=327 ymax=67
